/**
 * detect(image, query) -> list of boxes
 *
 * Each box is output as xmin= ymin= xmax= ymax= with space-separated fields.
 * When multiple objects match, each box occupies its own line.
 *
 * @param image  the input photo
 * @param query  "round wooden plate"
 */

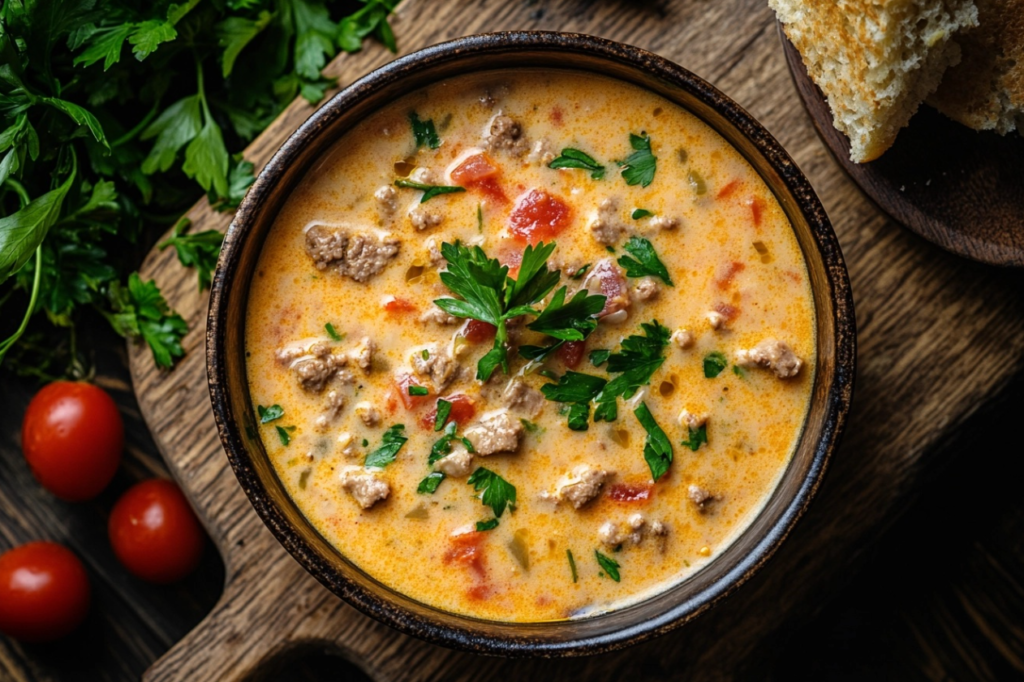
xmin=779 ymin=26 xmax=1024 ymax=267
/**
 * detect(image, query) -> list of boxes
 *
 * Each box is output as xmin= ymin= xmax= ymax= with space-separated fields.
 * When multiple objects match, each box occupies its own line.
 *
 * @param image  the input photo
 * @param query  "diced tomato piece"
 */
xmin=607 ymin=482 xmax=653 ymax=503
xmin=420 ymin=394 xmax=476 ymax=430
xmin=451 ymin=153 xmax=508 ymax=205
xmin=508 ymin=189 xmax=573 ymax=243
xmin=382 ymin=296 xmax=417 ymax=313
xmin=715 ymin=261 xmax=746 ymax=290
xmin=550 ymin=106 xmax=564 ymax=127
xmin=557 ymin=340 xmax=585 ymax=368
xmin=716 ymin=179 xmax=741 ymax=200
xmin=394 ymin=373 xmax=430 ymax=411
xmin=463 ymin=319 xmax=497 ymax=344
xmin=589 ymin=259 xmax=630 ymax=318
xmin=467 ymin=584 xmax=493 ymax=601
xmin=444 ymin=531 xmax=486 ymax=579
xmin=749 ymin=196 xmax=765 ymax=227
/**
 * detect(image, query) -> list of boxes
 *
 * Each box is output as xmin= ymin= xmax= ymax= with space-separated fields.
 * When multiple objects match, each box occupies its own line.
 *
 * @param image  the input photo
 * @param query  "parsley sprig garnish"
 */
xmin=394 ymin=178 xmax=465 ymax=203
xmin=635 ymin=402 xmax=674 ymax=480
xmin=409 ymin=111 xmax=440 ymax=149
xmin=157 ymin=219 xmax=224 ymax=292
xmin=433 ymin=241 xmax=605 ymax=381
xmin=617 ymin=236 xmax=673 ymax=286
xmin=365 ymin=424 xmax=407 ymax=468
xmin=549 ymin=148 xmax=605 ymax=179
xmin=619 ymin=132 xmax=657 ymax=187
xmin=467 ymin=467 xmax=516 ymax=517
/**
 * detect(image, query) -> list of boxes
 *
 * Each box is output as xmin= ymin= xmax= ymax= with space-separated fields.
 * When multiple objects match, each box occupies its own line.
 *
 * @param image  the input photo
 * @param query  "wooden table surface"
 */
xmin=4 ymin=0 xmax=1024 ymax=680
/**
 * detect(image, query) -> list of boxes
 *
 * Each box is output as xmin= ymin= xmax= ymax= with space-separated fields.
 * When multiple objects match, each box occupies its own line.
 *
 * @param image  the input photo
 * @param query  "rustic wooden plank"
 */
xmin=127 ymin=0 xmax=1024 ymax=680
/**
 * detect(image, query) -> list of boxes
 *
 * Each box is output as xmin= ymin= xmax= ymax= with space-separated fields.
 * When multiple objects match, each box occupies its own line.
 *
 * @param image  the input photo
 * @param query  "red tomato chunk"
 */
xmin=383 ymin=296 xmax=417 ymax=314
xmin=607 ymin=482 xmax=653 ymax=503
xmin=463 ymin=319 xmax=497 ymax=344
xmin=444 ymin=531 xmax=487 ymax=579
xmin=421 ymin=394 xmax=476 ymax=430
xmin=508 ymin=189 xmax=573 ymax=243
xmin=451 ymin=153 xmax=508 ymax=204
xmin=557 ymin=340 xmax=586 ymax=368
xmin=394 ymin=373 xmax=431 ymax=410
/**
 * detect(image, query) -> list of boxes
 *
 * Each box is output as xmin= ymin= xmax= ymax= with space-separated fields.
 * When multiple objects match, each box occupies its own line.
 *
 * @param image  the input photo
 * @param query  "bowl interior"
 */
xmin=208 ymin=32 xmax=855 ymax=656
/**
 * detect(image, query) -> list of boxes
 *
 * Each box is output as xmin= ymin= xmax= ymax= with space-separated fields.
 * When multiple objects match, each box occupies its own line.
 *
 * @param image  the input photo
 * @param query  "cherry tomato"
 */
xmin=462 ymin=319 xmax=497 ymax=344
xmin=108 ymin=480 xmax=205 ymax=584
xmin=22 ymin=381 xmax=123 ymax=501
xmin=557 ymin=340 xmax=586 ymax=368
xmin=420 ymin=394 xmax=476 ymax=430
xmin=508 ymin=189 xmax=572 ymax=243
xmin=0 ymin=542 xmax=91 ymax=642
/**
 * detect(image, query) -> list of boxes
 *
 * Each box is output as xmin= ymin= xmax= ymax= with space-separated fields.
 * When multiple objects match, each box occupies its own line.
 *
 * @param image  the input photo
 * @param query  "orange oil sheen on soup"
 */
xmin=244 ymin=69 xmax=816 ymax=622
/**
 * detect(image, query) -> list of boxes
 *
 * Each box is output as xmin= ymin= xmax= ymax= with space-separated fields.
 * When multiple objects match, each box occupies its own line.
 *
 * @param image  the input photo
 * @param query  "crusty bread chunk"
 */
xmin=772 ymin=0 xmax=979 ymax=162
xmin=928 ymin=0 xmax=1024 ymax=135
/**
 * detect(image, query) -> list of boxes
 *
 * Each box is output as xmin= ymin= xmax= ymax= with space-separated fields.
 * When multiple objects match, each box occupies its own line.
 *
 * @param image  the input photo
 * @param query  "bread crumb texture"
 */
xmin=771 ymin=0 xmax=978 ymax=162
xmin=928 ymin=0 xmax=1024 ymax=134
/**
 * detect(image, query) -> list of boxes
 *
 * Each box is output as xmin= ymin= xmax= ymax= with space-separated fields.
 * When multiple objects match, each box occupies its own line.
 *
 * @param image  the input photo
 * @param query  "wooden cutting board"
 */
xmin=127 ymin=1 xmax=1024 ymax=680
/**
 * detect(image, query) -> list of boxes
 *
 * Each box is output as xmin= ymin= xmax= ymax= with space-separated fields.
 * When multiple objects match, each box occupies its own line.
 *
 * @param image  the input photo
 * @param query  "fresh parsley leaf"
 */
xmin=549 ymin=148 xmax=605 ymax=179
xmin=258 ymin=404 xmax=284 ymax=423
xmin=569 ymin=263 xmax=591 ymax=280
xmin=595 ymin=550 xmax=621 ymax=582
xmin=526 ymin=287 xmax=605 ymax=341
xmin=0 ymin=160 xmax=76 ymax=281
xmin=408 ymin=385 xmax=428 ymax=396
xmin=467 ymin=467 xmax=516 ymax=517
xmin=409 ymin=111 xmax=440 ymax=149
xmin=428 ymin=421 xmax=458 ymax=464
xmin=506 ymin=241 xmax=560 ymax=311
xmin=394 ymin=178 xmax=465 ymax=202
xmin=476 ymin=518 xmax=499 ymax=532
xmin=158 ymin=219 xmax=224 ymax=291
xmin=276 ymin=425 xmax=292 ymax=446
xmin=434 ymin=399 xmax=452 ymax=431
xmin=589 ymin=349 xmax=610 ymax=367
xmin=635 ymin=402 xmax=673 ymax=480
xmin=417 ymin=471 xmax=445 ymax=494
xmin=338 ymin=0 xmax=399 ymax=54
xmin=593 ymin=320 xmax=671 ymax=419
xmin=140 ymin=95 xmax=203 ymax=175
xmin=541 ymin=371 xmax=608 ymax=404
xmin=631 ymin=208 xmax=653 ymax=219
xmin=324 ymin=322 xmax=343 ymax=341
xmin=217 ymin=11 xmax=273 ymax=78
xmin=704 ymin=351 xmax=728 ymax=378
xmin=567 ymin=549 xmax=578 ymax=583
xmin=183 ymin=108 xmax=230 ymax=199
xmin=105 ymin=273 xmax=188 ymax=369
xmin=566 ymin=402 xmax=591 ymax=431
xmin=518 ymin=341 xmax=564 ymax=362
xmin=619 ymin=132 xmax=657 ymax=187
xmin=365 ymin=424 xmax=407 ymax=468
xmin=617 ymin=236 xmax=673 ymax=286
xmin=681 ymin=424 xmax=708 ymax=451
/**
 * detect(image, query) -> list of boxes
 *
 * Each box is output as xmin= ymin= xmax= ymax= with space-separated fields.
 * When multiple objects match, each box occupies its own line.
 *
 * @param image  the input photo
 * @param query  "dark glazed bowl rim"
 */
xmin=208 ymin=31 xmax=856 ymax=657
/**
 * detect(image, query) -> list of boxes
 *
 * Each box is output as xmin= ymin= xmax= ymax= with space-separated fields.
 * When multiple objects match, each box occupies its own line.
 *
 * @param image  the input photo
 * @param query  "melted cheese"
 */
xmin=245 ymin=69 xmax=815 ymax=622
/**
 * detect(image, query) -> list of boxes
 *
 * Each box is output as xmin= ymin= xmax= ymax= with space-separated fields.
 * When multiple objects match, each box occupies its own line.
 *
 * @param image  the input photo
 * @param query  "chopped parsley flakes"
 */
xmin=408 ymin=385 xmax=429 ymax=396
xmin=548 ymin=147 xmax=605 ymax=179
xmin=434 ymin=399 xmax=452 ymax=431
xmin=467 ymin=467 xmax=516 ymax=517
xmin=257 ymin=404 xmax=284 ymax=423
xmin=567 ymin=549 xmax=578 ymax=583
xmin=324 ymin=322 xmax=343 ymax=341
xmin=595 ymin=549 xmax=621 ymax=582
xmin=364 ymin=424 xmax=408 ymax=468
xmin=703 ymin=351 xmax=728 ymax=378
xmin=476 ymin=518 xmax=499 ymax=532
xmin=617 ymin=236 xmax=674 ymax=286
xmin=631 ymin=208 xmax=653 ymax=219
xmin=417 ymin=471 xmax=445 ymax=494
xmin=275 ymin=425 xmax=295 ymax=446
xmin=635 ymin=402 xmax=674 ymax=480
xmin=394 ymin=178 xmax=465 ymax=202
xmin=409 ymin=111 xmax=440 ymax=149
xmin=681 ymin=424 xmax=708 ymax=451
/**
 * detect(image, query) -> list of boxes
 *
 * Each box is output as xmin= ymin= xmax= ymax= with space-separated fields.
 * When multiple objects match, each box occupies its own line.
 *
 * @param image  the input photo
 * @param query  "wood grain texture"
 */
xmin=125 ymin=1 xmax=1024 ymax=680
xmin=780 ymin=30 xmax=1024 ymax=268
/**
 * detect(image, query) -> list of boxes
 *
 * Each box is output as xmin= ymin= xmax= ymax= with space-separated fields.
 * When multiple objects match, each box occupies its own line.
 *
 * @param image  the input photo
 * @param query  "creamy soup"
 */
xmin=245 ymin=69 xmax=815 ymax=622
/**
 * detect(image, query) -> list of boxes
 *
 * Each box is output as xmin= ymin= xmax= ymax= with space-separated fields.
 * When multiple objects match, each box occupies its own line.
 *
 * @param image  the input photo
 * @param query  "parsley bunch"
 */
xmin=433 ymin=240 xmax=606 ymax=381
xmin=0 ymin=0 xmax=398 ymax=377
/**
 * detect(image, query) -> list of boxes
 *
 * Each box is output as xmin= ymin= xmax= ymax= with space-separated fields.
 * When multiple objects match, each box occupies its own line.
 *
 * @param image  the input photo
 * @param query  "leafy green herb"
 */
xmin=158 ymin=219 xmax=224 ymax=291
xmin=467 ymin=467 xmax=517 ymax=517
xmin=104 ymin=274 xmax=188 ymax=369
xmin=276 ymin=425 xmax=292 ymax=446
xmin=635 ymin=402 xmax=673 ymax=480
xmin=258 ymin=404 xmax=284 ymax=423
xmin=365 ymin=424 xmax=407 ymax=468
xmin=520 ymin=419 xmax=540 ymax=433
xmin=421 ymin=348 xmax=430 ymax=360
xmin=527 ymin=287 xmax=605 ymax=341
xmin=409 ymin=111 xmax=440 ymax=149
xmin=589 ymin=349 xmax=610 ymax=367
xmin=617 ymin=236 xmax=673 ymax=286
xmin=408 ymin=385 xmax=429 ymax=396
xmin=362 ymin=439 xmax=369 ymax=447
xmin=428 ymin=421 xmax=459 ymax=464
xmin=569 ymin=263 xmax=591 ymax=280
xmin=476 ymin=518 xmax=499 ymax=532
xmin=732 ymin=364 xmax=747 ymax=379
xmin=324 ymin=322 xmax=343 ymax=341
xmin=631 ymin=208 xmax=653 ymax=219
xmin=434 ymin=399 xmax=452 ymax=431
xmin=417 ymin=471 xmax=445 ymax=494
xmin=704 ymin=351 xmax=728 ymax=378
xmin=394 ymin=178 xmax=465 ymax=203
xmin=593 ymin=321 xmax=671 ymax=421
xmin=338 ymin=0 xmax=400 ymax=54
xmin=619 ymin=133 xmax=657 ymax=187
xmin=681 ymin=424 xmax=708 ymax=452
xmin=567 ymin=549 xmax=578 ymax=583
xmin=595 ymin=550 xmax=621 ymax=582
xmin=540 ymin=371 xmax=607 ymax=431
xmin=549 ymin=148 xmax=605 ymax=179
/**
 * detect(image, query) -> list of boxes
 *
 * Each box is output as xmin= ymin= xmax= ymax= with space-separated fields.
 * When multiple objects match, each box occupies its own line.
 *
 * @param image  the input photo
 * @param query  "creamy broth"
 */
xmin=245 ymin=70 xmax=815 ymax=622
